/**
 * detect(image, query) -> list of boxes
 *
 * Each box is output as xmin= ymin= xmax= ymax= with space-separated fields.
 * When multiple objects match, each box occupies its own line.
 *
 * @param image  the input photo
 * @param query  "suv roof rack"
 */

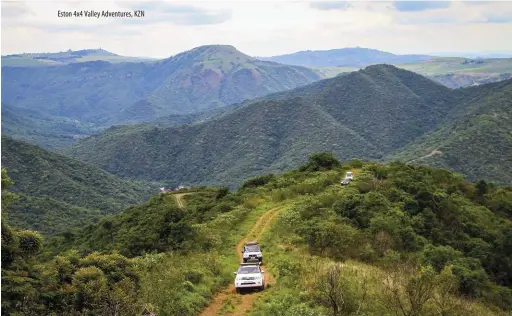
xmin=240 ymin=261 xmax=261 ymax=266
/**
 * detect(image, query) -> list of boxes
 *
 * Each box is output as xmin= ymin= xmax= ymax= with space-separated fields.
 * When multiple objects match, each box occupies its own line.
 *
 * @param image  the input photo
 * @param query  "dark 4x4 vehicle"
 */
xmin=242 ymin=241 xmax=263 ymax=263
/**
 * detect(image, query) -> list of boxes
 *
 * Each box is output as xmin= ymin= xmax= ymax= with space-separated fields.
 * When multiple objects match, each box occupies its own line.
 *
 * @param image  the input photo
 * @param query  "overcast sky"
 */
xmin=2 ymin=0 xmax=512 ymax=58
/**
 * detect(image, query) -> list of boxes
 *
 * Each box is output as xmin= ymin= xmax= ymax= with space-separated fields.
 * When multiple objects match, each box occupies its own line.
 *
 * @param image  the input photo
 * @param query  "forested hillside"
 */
xmin=66 ymin=64 xmax=494 ymax=188
xmin=390 ymin=79 xmax=512 ymax=185
xmin=7 ymin=154 xmax=509 ymax=315
xmin=0 ymin=137 xmax=154 ymax=235
xmin=1 ymin=103 xmax=96 ymax=150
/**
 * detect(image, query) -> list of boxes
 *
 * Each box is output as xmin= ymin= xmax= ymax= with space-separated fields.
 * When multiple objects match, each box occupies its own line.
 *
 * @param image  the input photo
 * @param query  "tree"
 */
xmin=383 ymin=265 xmax=437 ymax=316
xmin=1 ymin=169 xmax=44 ymax=313
xmin=314 ymin=264 xmax=346 ymax=316
xmin=216 ymin=186 xmax=229 ymax=200
xmin=299 ymin=153 xmax=341 ymax=172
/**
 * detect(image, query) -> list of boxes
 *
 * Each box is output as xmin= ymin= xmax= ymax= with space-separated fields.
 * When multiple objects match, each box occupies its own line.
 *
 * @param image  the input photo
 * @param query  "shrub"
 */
xmin=241 ymin=174 xmax=275 ymax=188
xmin=299 ymin=153 xmax=341 ymax=172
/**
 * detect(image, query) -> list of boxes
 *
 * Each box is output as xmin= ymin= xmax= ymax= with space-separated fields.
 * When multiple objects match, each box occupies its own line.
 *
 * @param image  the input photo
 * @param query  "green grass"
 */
xmin=397 ymin=57 xmax=512 ymax=75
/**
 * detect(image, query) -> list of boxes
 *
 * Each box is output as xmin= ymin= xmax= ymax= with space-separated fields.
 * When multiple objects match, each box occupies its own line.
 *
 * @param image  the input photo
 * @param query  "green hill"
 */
xmin=67 ymin=65 xmax=512 ymax=187
xmin=0 ymin=137 xmax=154 ymax=235
xmin=1 ymin=45 xmax=323 ymax=128
xmin=389 ymin=79 xmax=512 ymax=185
xmin=37 ymin=156 xmax=512 ymax=315
xmin=66 ymin=65 xmax=460 ymax=188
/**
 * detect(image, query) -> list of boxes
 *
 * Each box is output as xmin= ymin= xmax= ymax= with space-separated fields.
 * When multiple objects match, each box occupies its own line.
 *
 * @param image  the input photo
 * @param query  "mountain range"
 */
xmin=4 ymin=45 xmax=512 ymax=151
xmin=1 ymin=45 xmax=323 ymax=127
xmin=64 ymin=65 xmax=512 ymax=187
xmin=257 ymin=47 xmax=434 ymax=67
xmin=1 ymin=48 xmax=154 ymax=67
xmin=3 ymin=45 xmax=512 ymax=190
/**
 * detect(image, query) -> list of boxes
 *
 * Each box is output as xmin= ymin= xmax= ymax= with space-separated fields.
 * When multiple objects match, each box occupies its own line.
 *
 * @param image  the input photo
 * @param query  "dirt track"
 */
xmin=173 ymin=193 xmax=191 ymax=209
xmin=199 ymin=206 xmax=282 ymax=316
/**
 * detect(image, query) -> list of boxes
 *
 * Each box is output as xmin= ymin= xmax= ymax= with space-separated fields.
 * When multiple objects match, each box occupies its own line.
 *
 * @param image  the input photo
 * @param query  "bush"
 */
xmin=215 ymin=187 xmax=229 ymax=200
xmin=422 ymin=245 xmax=463 ymax=272
xmin=299 ymin=153 xmax=341 ymax=172
xmin=241 ymin=174 xmax=276 ymax=188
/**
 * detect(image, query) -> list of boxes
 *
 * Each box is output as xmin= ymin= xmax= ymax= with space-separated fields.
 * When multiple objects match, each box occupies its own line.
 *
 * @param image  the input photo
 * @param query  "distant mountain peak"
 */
xmin=192 ymin=44 xmax=251 ymax=59
xmin=362 ymin=63 xmax=400 ymax=71
xmin=73 ymin=48 xmax=118 ymax=56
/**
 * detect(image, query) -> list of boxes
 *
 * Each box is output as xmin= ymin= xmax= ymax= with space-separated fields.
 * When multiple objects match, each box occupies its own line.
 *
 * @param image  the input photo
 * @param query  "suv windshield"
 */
xmin=245 ymin=245 xmax=260 ymax=252
xmin=238 ymin=266 xmax=260 ymax=274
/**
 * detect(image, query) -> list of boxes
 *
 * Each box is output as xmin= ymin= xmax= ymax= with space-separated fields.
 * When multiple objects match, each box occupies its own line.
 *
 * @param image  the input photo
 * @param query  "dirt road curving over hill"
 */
xmin=173 ymin=193 xmax=192 ymax=209
xmin=199 ymin=206 xmax=282 ymax=316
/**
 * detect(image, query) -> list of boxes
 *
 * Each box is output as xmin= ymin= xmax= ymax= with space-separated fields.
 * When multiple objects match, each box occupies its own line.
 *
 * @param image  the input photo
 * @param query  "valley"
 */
xmin=62 ymin=65 xmax=512 ymax=187
xmin=2 ymin=40 xmax=512 ymax=316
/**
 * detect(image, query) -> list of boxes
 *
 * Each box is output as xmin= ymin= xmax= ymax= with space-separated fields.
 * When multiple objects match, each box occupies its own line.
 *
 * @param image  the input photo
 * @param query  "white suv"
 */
xmin=345 ymin=171 xmax=354 ymax=180
xmin=234 ymin=262 xmax=265 ymax=292
xmin=242 ymin=241 xmax=263 ymax=263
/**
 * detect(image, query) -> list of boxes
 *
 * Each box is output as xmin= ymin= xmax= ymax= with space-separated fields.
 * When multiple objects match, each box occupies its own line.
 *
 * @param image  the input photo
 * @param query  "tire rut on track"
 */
xmin=199 ymin=206 xmax=282 ymax=316
xmin=173 ymin=193 xmax=191 ymax=209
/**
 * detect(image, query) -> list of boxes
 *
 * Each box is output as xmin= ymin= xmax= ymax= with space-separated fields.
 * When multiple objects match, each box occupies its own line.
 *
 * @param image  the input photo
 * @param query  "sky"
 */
xmin=2 ymin=0 xmax=512 ymax=58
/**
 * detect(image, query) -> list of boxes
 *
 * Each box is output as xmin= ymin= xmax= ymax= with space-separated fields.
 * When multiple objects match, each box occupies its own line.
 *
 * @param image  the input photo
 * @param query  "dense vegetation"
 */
xmin=1 ymin=169 xmax=143 ymax=315
xmin=2 ymin=153 xmax=512 ymax=315
xmin=1 ymin=137 xmax=154 ymax=235
xmin=1 ymin=45 xmax=323 ymax=128
xmin=66 ymin=65 xmax=512 ymax=187
xmin=391 ymin=79 xmax=512 ymax=185
xmin=246 ymin=157 xmax=512 ymax=315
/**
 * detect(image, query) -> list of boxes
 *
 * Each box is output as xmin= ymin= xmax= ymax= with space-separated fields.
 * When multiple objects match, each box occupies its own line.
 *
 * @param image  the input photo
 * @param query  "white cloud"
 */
xmin=2 ymin=0 xmax=512 ymax=57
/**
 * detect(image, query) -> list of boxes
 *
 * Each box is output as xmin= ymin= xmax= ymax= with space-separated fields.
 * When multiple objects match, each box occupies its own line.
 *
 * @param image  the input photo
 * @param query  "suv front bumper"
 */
xmin=235 ymin=279 xmax=264 ymax=289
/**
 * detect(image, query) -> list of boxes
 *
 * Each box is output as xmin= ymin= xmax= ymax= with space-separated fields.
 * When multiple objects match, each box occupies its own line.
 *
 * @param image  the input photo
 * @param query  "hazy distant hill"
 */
xmin=66 ymin=65 xmax=463 ymax=188
xmin=259 ymin=48 xmax=512 ymax=88
xmin=1 ymin=48 xmax=154 ymax=67
xmin=257 ymin=47 xmax=433 ymax=67
xmin=2 ymin=45 xmax=324 ymax=127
